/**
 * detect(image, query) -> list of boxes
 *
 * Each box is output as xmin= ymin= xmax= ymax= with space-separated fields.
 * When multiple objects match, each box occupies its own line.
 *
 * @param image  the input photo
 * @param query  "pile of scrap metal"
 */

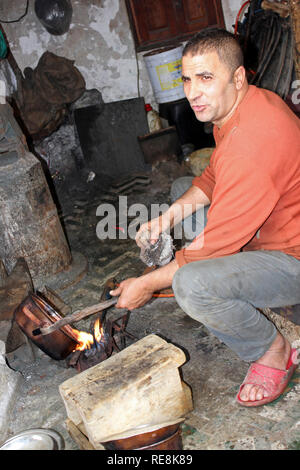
xmin=237 ymin=0 xmax=297 ymax=100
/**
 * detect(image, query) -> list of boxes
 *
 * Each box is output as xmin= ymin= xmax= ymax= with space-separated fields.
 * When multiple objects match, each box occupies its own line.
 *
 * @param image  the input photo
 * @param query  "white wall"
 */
xmin=1 ymin=0 xmax=244 ymax=107
xmin=1 ymin=0 xmax=155 ymax=105
xmin=221 ymin=0 xmax=244 ymax=31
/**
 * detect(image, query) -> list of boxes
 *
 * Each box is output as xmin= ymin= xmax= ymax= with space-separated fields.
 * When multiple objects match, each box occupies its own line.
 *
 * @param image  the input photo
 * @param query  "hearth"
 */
xmin=68 ymin=307 xmax=136 ymax=373
xmin=14 ymin=279 xmax=136 ymax=371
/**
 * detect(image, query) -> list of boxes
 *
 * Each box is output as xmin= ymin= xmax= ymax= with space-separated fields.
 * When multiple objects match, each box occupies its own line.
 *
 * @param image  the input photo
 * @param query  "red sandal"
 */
xmin=236 ymin=348 xmax=298 ymax=407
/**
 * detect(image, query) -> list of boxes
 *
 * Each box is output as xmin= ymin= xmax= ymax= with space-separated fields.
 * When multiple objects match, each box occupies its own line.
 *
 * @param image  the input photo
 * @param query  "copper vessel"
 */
xmin=14 ymin=293 xmax=79 ymax=360
xmin=103 ymin=424 xmax=182 ymax=450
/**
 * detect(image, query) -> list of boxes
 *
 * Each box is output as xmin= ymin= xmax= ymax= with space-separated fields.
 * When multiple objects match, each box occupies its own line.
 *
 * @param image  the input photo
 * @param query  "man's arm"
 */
xmin=111 ymin=181 xmax=211 ymax=310
xmin=176 ymin=155 xmax=281 ymax=266
xmin=136 ymin=185 xmax=210 ymax=246
xmin=110 ymin=259 xmax=179 ymax=310
xmin=167 ymin=184 xmax=210 ymax=226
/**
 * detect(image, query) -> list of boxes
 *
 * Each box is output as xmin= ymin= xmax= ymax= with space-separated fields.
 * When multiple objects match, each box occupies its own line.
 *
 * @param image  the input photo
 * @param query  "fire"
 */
xmin=72 ymin=318 xmax=104 ymax=351
xmin=94 ymin=318 xmax=104 ymax=343
xmin=72 ymin=330 xmax=94 ymax=351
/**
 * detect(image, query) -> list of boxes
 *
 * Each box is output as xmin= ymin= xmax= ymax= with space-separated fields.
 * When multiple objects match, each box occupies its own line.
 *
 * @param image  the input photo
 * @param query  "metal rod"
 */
xmin=32 ymin=297 xmax=118 ymax=336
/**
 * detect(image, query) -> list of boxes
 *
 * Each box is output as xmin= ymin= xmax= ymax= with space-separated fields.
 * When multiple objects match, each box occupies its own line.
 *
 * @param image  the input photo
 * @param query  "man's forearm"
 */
xmin=139 ymin=259 xmax=179 ymax=292
xmin=164 ymin=185 xmax=210 ymax=228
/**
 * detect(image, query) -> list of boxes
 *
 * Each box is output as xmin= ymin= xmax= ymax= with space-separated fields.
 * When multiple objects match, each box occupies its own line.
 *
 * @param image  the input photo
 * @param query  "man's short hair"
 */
xmin=183 ymin=27 xmax=244 ymax=74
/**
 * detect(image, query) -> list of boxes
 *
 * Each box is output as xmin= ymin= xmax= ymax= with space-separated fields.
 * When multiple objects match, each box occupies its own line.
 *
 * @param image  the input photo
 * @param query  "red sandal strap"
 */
xmin=239 ymin=348 xmax=298 ymax=397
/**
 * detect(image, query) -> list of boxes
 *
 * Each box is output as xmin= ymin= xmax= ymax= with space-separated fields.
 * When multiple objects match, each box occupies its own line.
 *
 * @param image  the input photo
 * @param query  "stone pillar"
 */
xmin=0 ymin=103 xmax=72 ymax=283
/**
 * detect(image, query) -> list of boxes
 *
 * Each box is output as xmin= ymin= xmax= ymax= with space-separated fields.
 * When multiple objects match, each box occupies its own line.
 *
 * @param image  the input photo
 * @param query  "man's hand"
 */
xmin=109 ymin=260 xmax=179 ymax=311
xmin=135 ymin=215 xmax=171 ymax=248
xmin=135 ymin=185 xmax=209 ymax=249
xmin=109 ymin=277 xmax=153 ymax=311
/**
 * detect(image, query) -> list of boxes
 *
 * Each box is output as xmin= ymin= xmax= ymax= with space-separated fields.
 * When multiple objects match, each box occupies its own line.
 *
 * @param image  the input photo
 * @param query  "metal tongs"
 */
xmin=32 ymin=297 xmax=118 ymax=336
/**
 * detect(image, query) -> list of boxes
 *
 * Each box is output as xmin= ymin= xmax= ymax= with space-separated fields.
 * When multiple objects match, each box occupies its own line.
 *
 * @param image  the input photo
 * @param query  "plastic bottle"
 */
xmin=145 ymin=104 xmax=162 ymax=133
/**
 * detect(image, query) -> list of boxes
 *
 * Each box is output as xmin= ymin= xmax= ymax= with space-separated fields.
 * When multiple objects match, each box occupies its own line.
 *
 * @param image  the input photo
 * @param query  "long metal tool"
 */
xmin=32 ymin=297 xmax=118 ymax=336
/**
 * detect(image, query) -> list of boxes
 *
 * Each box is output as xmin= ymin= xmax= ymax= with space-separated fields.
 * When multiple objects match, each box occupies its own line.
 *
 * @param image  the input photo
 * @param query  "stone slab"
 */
xmin=0 ymin=339 xmax=23 ymax=444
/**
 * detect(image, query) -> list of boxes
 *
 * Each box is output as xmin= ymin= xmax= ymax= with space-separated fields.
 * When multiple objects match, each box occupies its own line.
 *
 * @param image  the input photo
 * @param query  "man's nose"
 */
xmin=185 ymin=81 xmax=202 ymax=101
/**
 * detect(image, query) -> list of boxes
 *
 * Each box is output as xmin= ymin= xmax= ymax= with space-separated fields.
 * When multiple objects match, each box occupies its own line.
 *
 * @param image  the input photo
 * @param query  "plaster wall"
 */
xmin=1 ymin=0 xmax=155 ymax=105
xmin=221 ymin=0 xmax=244 ymax=31
xmin=1 ymin=0 xmax=243 ymax=107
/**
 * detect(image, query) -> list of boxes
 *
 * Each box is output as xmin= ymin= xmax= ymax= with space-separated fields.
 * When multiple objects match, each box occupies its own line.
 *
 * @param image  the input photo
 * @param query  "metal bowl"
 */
xmin=0 ymin=428 xmax=64 ymax=450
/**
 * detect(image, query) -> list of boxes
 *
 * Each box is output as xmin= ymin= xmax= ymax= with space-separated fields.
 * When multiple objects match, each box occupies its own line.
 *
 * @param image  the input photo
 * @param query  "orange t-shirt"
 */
xmin=176 ymin=85 xmax=300 ymax=267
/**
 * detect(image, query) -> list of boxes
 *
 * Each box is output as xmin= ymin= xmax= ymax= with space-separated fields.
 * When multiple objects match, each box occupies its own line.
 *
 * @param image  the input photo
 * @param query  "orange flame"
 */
xmin=94 ymin=318 xmax=104 ymax=343
xmin=72 ymin=318 xmax=104 ymax=351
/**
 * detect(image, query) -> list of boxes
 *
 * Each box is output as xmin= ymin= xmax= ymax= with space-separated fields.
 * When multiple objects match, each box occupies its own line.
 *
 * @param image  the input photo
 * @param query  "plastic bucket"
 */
xmin=144 ymin=46 xmax=185 ymax=104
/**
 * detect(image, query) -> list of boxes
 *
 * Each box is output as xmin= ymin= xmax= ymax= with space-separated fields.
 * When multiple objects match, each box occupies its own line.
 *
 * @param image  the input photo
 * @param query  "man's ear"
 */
xmin=234 ymin=66 xmax=246 ymax=90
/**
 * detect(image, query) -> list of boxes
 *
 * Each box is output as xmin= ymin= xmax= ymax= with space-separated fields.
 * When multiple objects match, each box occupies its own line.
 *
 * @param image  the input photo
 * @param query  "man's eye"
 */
xmin=202 ymin=75 xmax=212 ymax=81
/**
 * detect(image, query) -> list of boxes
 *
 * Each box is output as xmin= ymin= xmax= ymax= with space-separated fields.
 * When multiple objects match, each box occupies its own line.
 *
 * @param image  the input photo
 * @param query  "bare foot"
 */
xmin=239 ymin=332 xmax=291 ymax=402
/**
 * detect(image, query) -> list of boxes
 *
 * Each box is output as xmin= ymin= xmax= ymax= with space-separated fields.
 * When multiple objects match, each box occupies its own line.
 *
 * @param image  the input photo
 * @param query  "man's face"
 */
xmin=182 ymin=51 xmax=239 ymax=127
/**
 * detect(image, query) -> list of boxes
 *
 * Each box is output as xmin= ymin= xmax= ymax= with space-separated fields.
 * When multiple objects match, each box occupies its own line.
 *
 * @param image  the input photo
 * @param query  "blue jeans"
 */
xmin=171 ymin=177 xmax=300 ymax=361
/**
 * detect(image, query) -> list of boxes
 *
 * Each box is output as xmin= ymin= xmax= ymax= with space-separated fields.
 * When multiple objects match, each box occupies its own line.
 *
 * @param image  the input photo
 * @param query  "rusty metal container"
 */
xmin=138 ymin=126 xmax=181 ymax=164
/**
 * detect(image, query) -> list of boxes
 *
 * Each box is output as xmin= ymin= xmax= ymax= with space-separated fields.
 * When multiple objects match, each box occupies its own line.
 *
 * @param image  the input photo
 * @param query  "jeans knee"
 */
xmin=172 ymin=264 xmax=197 ymax=307
xmin=172 ymin=262 xmax=218 ymax=324
xmin=170 ymin=177 xmax=193 ymax=203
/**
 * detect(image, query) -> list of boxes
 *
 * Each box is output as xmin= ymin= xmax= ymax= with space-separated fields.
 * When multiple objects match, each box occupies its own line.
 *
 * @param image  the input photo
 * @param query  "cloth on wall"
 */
xmin=14 ymin=51 xmax=85 ymax=140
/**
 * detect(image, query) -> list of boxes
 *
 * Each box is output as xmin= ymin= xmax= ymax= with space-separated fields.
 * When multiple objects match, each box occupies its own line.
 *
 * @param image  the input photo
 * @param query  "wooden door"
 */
xmin=126 ymin=0 xmax=225 ymax=51
xmin=127 ymin=0 xmax=177 ymax=46
xmin=177 ymin=0 xmax=223 ymax=34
